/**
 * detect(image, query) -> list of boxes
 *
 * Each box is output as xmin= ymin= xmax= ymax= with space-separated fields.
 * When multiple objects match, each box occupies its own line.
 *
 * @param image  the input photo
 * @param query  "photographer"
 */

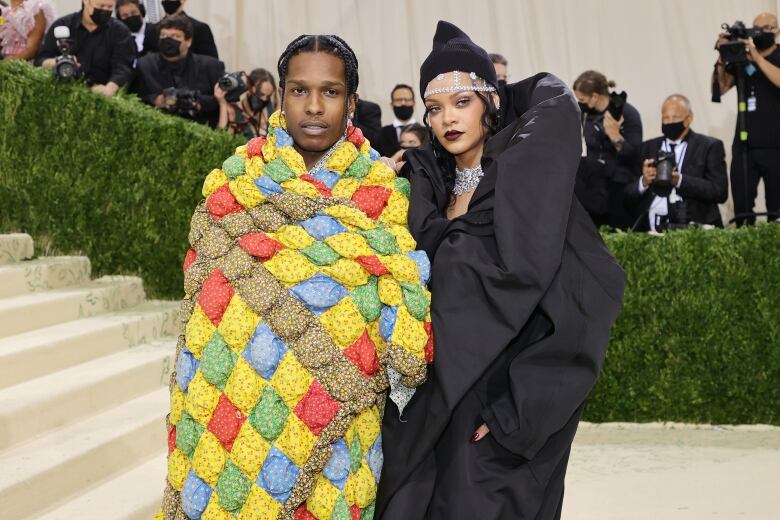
xmin=34 ymin=0 xmax=135 ymax=96
xmin=214 ymin=68 xmax=278 ymax=139
xmin=573 ymin=70 xmax=643 ymax=229
xmin=130 ymin=14 xmax=224 ymax=126
xmin=713 ymin=13 xmax=780 ymax=225
xmin=628 ymin=95 xmax=728 ymax=232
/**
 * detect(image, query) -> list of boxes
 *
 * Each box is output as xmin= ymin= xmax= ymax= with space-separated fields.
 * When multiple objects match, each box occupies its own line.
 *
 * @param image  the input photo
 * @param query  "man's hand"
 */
xmin=672 ymin=169 xmax=681 ymax=188
xmin=91 ymin=82 xmax=119 ymax=97
xmin=715 ymin=32 xmax=729 ymax=50
xmin=153 ymin=94 xmax=167 ymax=109
xmin=742 ymin=37 xmax=761 ymax=63
xmin=603 ymin=112 xmax=624 ymax=143
xmin=642 ymin=159 xmax=657 ymax=188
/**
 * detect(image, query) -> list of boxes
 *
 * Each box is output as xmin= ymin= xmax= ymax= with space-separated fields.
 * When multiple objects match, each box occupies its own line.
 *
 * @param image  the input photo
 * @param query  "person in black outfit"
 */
xmin=116 ymin=0 xmax=153 ymax=56
xmin=130 ymin=14 xmax=224 ymax=126
xmin=627 ymin=95 xmax=728 ymax=232
xmin=144 ymin=0 xmax=218 ymax=59
xmin=376 ymin=21 xmax=625 ymax=520
xmin=352 ymin=97 xmax=383 ymax=149
xmin=35 ymin=0 xmax=135 ymax=97
xmin=377 ymin=84 xmax=418 ymax=158
xmin=713 ymin=12 xmax=780 ymax=225
xmin=573 ymin=70 xmax=643 ymax=229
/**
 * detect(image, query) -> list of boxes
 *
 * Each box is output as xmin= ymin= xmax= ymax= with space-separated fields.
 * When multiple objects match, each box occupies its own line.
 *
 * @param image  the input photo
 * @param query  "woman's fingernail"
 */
xmin=470 ymin=433 xmax=480 ymax=443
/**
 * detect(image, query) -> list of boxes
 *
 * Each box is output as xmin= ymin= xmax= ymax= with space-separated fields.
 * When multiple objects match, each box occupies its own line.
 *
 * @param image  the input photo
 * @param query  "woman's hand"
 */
xmin=471 ymin=423 xmax=490 ymax=442
xmin=603 ymin=112 xmax=624 ymax=142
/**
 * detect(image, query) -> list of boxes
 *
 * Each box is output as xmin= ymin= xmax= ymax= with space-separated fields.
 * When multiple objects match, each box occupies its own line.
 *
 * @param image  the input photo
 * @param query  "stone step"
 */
xmin=0 ymin=340 xmax=175 ymax=452
xmin=0 ymin=255 xmax=91 ymax=298
xmin=37 ymin=453 xmax=166 ymax=520
xmin=0 ymin=388 xmax=169 ymax=520
xmin=0 ymin=275 xmax=146 ymax=339
xmin=0 ymin=300 xmax=179 ymax=390
xmin=0 ymin=233 xmax=34 ymax=264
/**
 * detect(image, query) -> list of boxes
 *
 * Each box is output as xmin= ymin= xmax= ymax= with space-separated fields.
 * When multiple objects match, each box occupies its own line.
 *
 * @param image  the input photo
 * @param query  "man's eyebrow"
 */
xmin=286 ymin=79 xmax=346 ymax=87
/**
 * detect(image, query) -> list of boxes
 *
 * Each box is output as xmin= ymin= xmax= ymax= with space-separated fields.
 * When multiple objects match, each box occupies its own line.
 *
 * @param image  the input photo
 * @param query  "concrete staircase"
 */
xmin=0 ymin=234 xmax=176 ymax=519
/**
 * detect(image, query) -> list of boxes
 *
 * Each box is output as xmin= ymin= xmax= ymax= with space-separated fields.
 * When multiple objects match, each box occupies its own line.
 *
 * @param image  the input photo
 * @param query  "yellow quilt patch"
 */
xmin=185 ymin=372 xmax=221 ymax=425
xmin=192 ymin=431 xmax=228 ymax=487
xmin=270 ymin=353 xmax=314 ymax=406
xmin=203 ymin=169 xmax=229 ymax=197
xmin=224 ymin=357 xmax=265 ymax=415
xmin=229 ymin=175 xmax=265 ymax=209
xmin=332 ymin=177 xmax=360 ymax=199
xmin=379 ymin=191 xmax=409 ymax=225
xmin=381 ymin=254 xmax=419 ymax=283
xmin=170 ymin=386 xmax=186 ymax=425
xmin=391 ymin=305 xmax=428 ymax=358
xmin=324 ymin=232 xmax=374 ymax=258
xmin=307 ymin=475 xmax=341 ymax=520
xmin=217 ymin=296 xmax=261 ymax=355
xmin=230 ymin=422 xmax=270 ymax=479
xmin=325 ymin=142 xmax=359 ymax=172
xmin=282 ymin=177 xmax=322 ymax=199
xmin=185 ymin=305 xmax=217 ymax=359
xmin=377 ymin=276 xmax=403 ymax=306
xmin=321 ymin=258 xmax=370 ymax=288
xmin=274 ymin=414 xmax=318 ymax=467
xmin=167 ymin=448 xmax=190 ymax=490
xmin=345 ymin=464 xmax=377 ymax=508
xmin=273 ymin=225 xmax=315 ymax=250
xmin=319 ymin=297 xmax=366 ymax=347
xmin=238 ymin=485 xmax=281 ymax=520
xmin=385 ymin=225 xmax=417 ymax=252
xmin=324 ymin=205 xmax=375 ymax=230
xmin=278 ymin=145 xmax=307 ymax=175
xmin=262 ymin=249 xmax=318 ymax=284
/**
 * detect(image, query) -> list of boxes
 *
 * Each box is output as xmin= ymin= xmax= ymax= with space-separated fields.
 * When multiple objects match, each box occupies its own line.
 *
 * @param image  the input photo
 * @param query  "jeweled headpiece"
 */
xmin=423 ymin=70 xmax=497 ymax=99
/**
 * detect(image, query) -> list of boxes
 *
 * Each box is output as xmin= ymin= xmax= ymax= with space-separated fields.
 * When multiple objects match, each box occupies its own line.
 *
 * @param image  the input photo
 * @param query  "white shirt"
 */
xmin=133 ymin=21 xmax=147 ymax=54
xmin=638 ymin=137 xmax=686 ymax=232
xmin=393 ymin=117 xmax=417 ymax=140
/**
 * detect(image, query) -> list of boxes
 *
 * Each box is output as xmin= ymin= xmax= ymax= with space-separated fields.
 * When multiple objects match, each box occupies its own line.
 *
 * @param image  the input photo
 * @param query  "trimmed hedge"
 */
xmin=2 ymin=61 xmax=778 ymax=424
xmin=0 ymin=61 xmax=243 ymax=298
xmin=587 ymin=225 xmax=780 ymax=424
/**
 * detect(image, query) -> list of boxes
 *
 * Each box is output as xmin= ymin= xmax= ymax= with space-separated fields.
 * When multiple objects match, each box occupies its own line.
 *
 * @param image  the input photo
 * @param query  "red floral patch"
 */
xmin=198 ymin=268 xmax=234 ymax=325
xmin=355 ymin=255 xmax=390 ymax=276
xmin=343 ymin=331 xmax=380 ymax=377
xmin=207 ymin=394 xmax=246 ymax=452
xmin=207 ymin=184 xmax=243 ymax=220
xmin=293 ymin=381 xmax=341 ymax=435
xmin=246 ymin=136 xmax=267 ymax=158
xmin=424 ymin=321 xmax=434 ymax=363
xmin=183 ymin=248 xmax=197 ymax=272
xmin=300 ymin=174 xmax=333 ymax=197
xmin=168 ymin=425 xmax=176 ymax=455
xmin=238 ymin=232 xmax=285 ymax=260
xmin=346 ymin=125 xmax=365 ymax=149
xmin=351 ymin=185 xmax=392 ymax=220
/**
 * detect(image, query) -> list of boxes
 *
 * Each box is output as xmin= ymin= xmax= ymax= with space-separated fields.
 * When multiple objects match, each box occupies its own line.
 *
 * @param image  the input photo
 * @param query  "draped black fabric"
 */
xmin=375 ymin=73 xmax=626 ymax=519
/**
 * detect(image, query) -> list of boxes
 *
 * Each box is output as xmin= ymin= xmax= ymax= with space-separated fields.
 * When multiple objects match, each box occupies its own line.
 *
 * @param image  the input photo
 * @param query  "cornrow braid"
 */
xmin=277 ymin=34 xmax=360 ymax=98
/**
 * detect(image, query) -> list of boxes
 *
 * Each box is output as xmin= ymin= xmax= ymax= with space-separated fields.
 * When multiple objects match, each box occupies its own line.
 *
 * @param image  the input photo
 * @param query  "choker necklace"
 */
xmin=453 ymin=164 xmax=484 ymax=195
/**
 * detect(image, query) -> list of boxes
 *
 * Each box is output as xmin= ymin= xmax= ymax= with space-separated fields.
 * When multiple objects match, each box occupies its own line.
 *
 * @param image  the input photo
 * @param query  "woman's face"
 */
xmin=399 ymin=132 xmax=422 ymax=149
xmin=424 ymin=74 xmax=491 ymax=158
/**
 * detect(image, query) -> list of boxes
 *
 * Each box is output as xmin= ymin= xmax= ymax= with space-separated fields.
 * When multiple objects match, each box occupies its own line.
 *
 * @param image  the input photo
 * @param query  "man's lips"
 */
xmin=444 ymin=130 xmax=463 ymax=141
xmin=301 ymin=121 xmax=328 ymax=136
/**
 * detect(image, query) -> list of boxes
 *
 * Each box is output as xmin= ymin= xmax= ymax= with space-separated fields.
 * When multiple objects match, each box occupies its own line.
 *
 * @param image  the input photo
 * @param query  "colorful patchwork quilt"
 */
xmin=158 ymin=111 xmax=433 ymax=520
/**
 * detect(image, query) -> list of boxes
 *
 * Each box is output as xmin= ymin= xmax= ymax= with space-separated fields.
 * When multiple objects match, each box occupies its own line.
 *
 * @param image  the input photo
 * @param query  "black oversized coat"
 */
xmin=375 ymin=73 xmax=627 ymax=519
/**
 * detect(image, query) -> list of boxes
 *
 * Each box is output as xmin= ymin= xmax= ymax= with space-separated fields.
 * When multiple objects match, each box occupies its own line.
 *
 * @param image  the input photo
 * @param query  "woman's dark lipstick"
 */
xmin=444 ymin=130 xmax=463 ymax=141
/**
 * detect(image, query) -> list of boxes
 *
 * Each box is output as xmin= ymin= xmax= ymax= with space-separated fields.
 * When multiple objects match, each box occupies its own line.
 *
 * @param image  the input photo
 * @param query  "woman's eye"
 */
xmin=456 ymin=97 xmax=470 ymax=107
xmin=426 ymin=106 xmax=440 ymax=114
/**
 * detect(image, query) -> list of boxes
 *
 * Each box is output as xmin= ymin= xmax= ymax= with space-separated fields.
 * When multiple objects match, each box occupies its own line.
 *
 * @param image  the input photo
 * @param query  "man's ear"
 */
xmin=348 ymin=94 xmax=358 ymax=118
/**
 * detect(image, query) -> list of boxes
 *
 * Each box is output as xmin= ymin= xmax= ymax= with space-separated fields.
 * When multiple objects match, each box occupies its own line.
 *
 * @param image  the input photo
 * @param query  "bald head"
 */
xmin=663 ymin=95 xmax=692 ymax=116
xmin=753 ymin=13 xmax=778 ymax=28
xmin=661 ymin=95 xmax=693 ymax=140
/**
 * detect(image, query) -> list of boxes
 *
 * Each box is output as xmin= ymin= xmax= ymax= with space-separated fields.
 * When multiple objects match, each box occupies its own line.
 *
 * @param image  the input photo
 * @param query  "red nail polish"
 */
xmin=470 ymin=433 xmax=480 ymax=443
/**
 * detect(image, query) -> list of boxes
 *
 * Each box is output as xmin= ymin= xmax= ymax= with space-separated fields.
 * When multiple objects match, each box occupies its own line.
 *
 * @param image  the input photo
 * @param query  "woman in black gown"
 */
xmin=375 ymin=21 xmax=627 ymax=519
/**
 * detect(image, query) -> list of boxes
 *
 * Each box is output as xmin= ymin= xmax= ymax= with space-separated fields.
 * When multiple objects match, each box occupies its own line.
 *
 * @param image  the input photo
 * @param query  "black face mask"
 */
xmin=753 ymin=30 xmax=777 ymax=51
xmin=90 ymin=7 xmax=112 ymax=26
xmin=249 ymin=95 xmax=269 ymax=114
xmin=162 ymin=0 xmax=182 ymax=15
xmin=578 ymin=102 xmax=600 ymax=116
xmin=121 ymin=14 xmax=143 ymax=33
xmin=662 ymin=121 xmax=686 ymax=141
xmin=159 ymin=37 xmax=182 ymax=58
xmin=393 ymin=105 xmax=414 ymax=121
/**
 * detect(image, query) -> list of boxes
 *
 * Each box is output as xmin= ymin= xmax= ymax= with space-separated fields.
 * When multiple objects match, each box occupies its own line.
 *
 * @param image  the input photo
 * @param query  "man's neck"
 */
xmin=760 ymin=43 xmax=778 ymax=58
xmin=81 ymin=12 xmax=98 ymax=32
xmin=294 ymin=145 xmax=326 ymax=171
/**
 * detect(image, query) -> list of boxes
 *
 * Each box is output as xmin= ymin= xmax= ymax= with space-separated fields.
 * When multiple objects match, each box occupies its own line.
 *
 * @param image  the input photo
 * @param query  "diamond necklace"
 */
xmin=307 ymin=132 xmax=347 ymax=176
xmin=453 ymin=164 xmax=484 ymax=195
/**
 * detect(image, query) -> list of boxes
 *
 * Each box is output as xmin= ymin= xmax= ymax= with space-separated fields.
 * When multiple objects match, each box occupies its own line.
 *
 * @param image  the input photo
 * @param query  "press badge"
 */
xmin=748 ymin=96 xmax=757 ymax=112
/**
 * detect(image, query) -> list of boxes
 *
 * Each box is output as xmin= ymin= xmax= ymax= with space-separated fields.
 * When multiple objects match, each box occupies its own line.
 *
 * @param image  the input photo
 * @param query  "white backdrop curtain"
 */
xmin=51 ymin=0 xmax=780 ymax=220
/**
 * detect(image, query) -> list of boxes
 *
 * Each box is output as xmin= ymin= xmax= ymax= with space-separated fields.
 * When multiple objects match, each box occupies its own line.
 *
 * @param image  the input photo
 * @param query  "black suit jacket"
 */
xmin=626 ymin=130 xmax=728 ymax=230
xmin=145 ymin=13 xmax=219 ymax=59
xmin=377 ymin=124 xmax=401 ymax=158
xmin=130 ymin=52 xmax=225 ymax=126
xmin=353 ymin=99 xmax=382 ymax=149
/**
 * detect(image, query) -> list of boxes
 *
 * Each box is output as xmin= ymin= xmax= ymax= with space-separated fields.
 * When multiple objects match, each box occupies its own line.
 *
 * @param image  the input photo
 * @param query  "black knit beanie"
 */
xmin=419 ymin=20 xmax=498 ymax=99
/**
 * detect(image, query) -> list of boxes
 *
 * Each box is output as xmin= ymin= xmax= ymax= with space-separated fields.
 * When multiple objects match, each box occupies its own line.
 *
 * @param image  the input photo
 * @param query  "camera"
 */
xmin=52 ymin=26 xmax=81 ymax=80
xmin=655 ymin=200 xmax=689 ymax=232
xmin=218 ymin=72 xmax=248 ymax=103
xmin=717 ymin=21 xmax=761 ymax=66
xmin=649 ymin=150 xmax=676 ymax=198
xmin=607 ymin=90 xmax=627 ymax=120
xmin=162 ymin=87 xmax=200 ymax=118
